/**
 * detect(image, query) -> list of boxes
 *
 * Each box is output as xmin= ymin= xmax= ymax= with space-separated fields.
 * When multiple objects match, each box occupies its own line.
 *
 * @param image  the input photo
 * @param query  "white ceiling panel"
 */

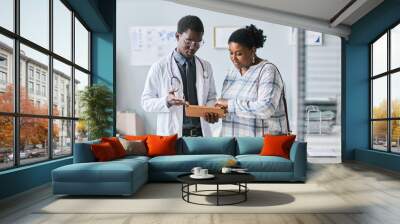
xmin=167 ymin=0 xmax=384 ymax=38
xmin=225 ymin=0 xmax=352 ymax=21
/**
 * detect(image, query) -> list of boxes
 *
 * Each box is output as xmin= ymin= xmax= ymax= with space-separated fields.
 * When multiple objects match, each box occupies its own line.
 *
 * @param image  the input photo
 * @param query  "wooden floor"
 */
xmin=1 ymin=162 xmax=400 ymax=224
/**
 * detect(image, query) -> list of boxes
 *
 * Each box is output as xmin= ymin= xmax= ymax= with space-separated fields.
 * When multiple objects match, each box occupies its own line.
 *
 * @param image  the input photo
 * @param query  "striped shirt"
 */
xmin=221 ymin=60 xmax=288 ymax=137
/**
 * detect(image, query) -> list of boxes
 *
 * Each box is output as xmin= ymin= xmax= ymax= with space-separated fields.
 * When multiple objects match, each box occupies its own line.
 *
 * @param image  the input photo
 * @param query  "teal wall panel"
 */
xmin=344 ymin=0 xmax=400 ymax=171
xmin=91 ymin=0 xmax=116 ymax=135
xmin=0 ymin=158 xmax=72 ymax=199
xmin=91 ymin=32 xmax=115 ymax=135
xmin=343 ymin=44 xmax=369 ymax=159
xmin=92 ymin=33 xmax=113 ymax=88
xmin=355 ymin=149 xmax=400 ymax=172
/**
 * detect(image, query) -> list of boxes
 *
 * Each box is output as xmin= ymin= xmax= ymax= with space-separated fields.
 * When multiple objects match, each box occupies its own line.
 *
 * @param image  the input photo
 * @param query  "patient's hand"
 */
xmin=204 ymin=112 xmax=219 ymax=124
xmin=215 ymin=99 xmax=228 ymax=110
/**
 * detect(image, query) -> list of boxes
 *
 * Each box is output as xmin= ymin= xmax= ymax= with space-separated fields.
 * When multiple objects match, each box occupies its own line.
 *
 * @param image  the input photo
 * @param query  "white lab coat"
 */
xmin=141 ymin=51 xmax=217 ymax=137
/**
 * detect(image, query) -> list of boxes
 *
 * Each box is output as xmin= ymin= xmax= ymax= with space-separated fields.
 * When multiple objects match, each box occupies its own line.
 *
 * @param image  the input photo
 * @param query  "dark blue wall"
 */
xmin=0 ymin=0 xmax=116 ymax=200
xmin=344 ymin=0 xmax=400 ymax=171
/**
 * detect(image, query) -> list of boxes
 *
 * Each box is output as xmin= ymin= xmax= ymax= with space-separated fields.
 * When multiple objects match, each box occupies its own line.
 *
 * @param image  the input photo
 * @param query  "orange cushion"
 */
xmin=101 ymin=137 xmax=127 ymax=158
xmin=91 ymin=142 xmax=118 ymax=161
xmin=124 ymin=135 xmax=148 ymax=141
xmin=146 ymin=134 xmax=177 ymax=157
xmin=259 ymin=134 xmax=296 ymax=159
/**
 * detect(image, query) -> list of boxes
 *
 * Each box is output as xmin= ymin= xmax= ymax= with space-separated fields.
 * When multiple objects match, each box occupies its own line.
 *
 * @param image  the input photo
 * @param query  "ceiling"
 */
xmin=168 ymin=0 xmax=384 ymax=38
xmin=226 ymin=0 xmax=353 ymax=24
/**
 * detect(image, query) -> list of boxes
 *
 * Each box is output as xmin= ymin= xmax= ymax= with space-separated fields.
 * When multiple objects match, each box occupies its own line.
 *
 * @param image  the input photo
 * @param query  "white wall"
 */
xmin=117 ymin=0 xmax=296 ymax=134
xmin=305 ymin=34 xmax=341 ymax=101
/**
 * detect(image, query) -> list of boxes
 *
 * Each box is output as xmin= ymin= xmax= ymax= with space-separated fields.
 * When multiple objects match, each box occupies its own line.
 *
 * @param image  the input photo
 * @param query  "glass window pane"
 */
xmin=0 ymin=116 xmax=14 ymax=170
xmin=372 ymin=77 xmax=387 ymax=119
xmin=74 ymin=69 xmax=89 ymax=118
xmin=75 ymin=120 xmax=88 ymax=143
xmin=391 ymin=120 xmax=400 ymax=153
xmin=391 ymin=72 xmax=400 ymax=118
xmin=20 ymin=44 xmax=49 ymax=115
xmin=0 ymin=35 xmax=14 ymax=112
xmin=53 ymin=0 xmax=72 ymax=60
xmin=0 ymin=0 xmax=14 ymax=31
xmin=20 ymin=0 xmax=49 ymax=49
xmin=20 ymin=117 xmax=49 ymax=165
xmin=53 ymin=119 xmax=72 ymax=158
xmin=372 ymin=33 xmax=387 ymax=76
xmin=392 ymin=24 xmax=400 ymax=70
xmin=75 ymin=18 xmax=89 ymax=70
xmin=53 ymin=59 xmax=72 ymax=117
xmin=372 ymin=121 xmax=388 ymax=151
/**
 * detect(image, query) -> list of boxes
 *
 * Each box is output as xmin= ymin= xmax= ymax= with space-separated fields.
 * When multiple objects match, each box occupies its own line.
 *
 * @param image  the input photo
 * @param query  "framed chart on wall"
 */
xmin=289 ymin=28 xmax=323 ymax=46
xmin=213 ymin=27 xmax=240 ymax=49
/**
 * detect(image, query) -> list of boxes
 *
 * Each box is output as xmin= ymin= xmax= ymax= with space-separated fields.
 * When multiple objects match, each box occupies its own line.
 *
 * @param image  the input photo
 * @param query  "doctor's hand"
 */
xmin=166 ymin=92 xmax=186 ymax=107
xmin=204 ymin=112 xmax=219 ymax=124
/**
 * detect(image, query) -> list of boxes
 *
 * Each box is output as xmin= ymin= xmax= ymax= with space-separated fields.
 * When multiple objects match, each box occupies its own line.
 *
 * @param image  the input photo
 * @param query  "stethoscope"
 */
xmin=168 ymin=53 xmax=209 ymax=94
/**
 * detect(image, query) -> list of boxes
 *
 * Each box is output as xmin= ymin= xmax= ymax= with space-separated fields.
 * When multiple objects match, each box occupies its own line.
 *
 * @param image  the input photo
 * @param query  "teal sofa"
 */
xmin=52 ymin=137 xmax=307 ymax=196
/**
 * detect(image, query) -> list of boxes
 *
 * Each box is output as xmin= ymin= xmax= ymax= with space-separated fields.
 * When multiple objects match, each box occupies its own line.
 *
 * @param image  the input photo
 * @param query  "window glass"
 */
xmin=74 ymin=18 xmax=89 ymax=70
xmin=20 ymin=44 xmax=49 ymax=115
xmin=0 ymin=0 xmax=92 ymax=168
xmin=372 ymin=33 xmax=387 ymax=76
xmin=391 ymin=72 xmax=400 ymax=118
xmin=391 ymin=120 xmax=400 ymax=153
xmin=28 ymin=83 xmax=33 ymax=95
xmin=372 ymin=77 xmax=387 ymax=119
xmin=372 ymin=121 xmax=388 ymax=151
xmin=74 ymin=69 xmax=89 ymax=118
xmin=20 ymin=0 xmax=49 ymax=49
xmin=53 ymin=59 xmax=72 ymax=117
xmin=0 ymin=116 xmax=13 ymax=170
xmin=391 ymin=24 xmax=400 ymax=70
xmin=53 ymin=119 xmax=72 ymax=158
xmin=0 ymin=0 xmax=14 ymax=31
xmin=20 ymin=117 xmax=49 ymax=165
xmin=0 ymin=35 xmax=14 ymax=113
xmin=53 ymin=0 xmax=72 ymax=60
xmin=75 ymin=120 xmax=88 ymax=143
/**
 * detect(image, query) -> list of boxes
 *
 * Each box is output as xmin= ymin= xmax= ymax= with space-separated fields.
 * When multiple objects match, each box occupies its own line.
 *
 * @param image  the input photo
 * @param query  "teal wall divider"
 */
xmin=91 ymin=32 xmax=115 ymax=135
xmin=91 ymin=0 xmax=116 ymax=135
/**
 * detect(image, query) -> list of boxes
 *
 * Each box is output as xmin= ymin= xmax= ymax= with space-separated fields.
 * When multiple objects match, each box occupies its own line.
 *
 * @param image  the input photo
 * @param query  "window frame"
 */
xmin=370 ymin=20 xmax=400 ymax=154
xmin=0 ymin=0 xmax=92 ymax=171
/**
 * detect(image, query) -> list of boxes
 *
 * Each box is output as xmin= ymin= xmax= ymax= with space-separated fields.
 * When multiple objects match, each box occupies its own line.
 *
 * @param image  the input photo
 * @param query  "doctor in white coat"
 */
xmin=141 ymin=15 xmax=219 ymax=137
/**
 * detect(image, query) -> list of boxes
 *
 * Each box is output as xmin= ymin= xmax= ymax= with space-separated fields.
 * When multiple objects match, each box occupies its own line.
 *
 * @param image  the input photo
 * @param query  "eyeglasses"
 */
xmin=182 ymin=39 xmax=204 ymax=48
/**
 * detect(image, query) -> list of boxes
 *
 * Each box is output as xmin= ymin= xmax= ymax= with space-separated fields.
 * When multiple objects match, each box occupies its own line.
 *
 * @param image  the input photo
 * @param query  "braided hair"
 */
xmin=228 ymin=24 xmax=266 ymax=48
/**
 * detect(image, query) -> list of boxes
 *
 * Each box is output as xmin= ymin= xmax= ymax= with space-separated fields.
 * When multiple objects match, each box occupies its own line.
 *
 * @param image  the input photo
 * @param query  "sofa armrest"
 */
xmin=73 ymin=140 xmax=100 ymax=163
xmin=289 ymin=141 xmax=307 ymax=181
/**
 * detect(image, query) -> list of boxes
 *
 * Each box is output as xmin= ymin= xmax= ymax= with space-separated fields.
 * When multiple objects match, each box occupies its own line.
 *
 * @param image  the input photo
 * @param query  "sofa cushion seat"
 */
xmin=236 ymin=155 xmax=293 ymax=172
xmin=149 ymin=154 xmax=235 ymax=172
xmin=180 ymin=137 xmax=236 ymax=155
xmin=53 ymin=159 xmax=147 ymax=183
xmin=116 ymin=155 xmax=150 ymax=163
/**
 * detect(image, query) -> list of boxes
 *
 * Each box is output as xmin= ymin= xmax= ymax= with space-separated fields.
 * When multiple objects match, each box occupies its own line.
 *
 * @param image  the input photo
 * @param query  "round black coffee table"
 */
xmin=177 ymin=173 xmax=255 ymax=206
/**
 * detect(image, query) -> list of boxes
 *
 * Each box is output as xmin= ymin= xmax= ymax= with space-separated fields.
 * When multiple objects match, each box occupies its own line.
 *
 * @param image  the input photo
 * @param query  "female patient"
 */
xmin=215 ymin=24 xmax=289 ymax=137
